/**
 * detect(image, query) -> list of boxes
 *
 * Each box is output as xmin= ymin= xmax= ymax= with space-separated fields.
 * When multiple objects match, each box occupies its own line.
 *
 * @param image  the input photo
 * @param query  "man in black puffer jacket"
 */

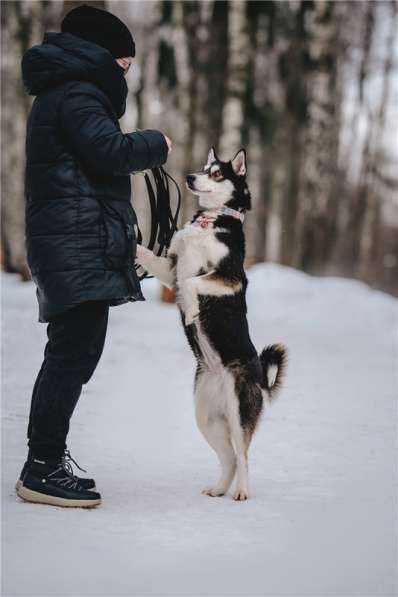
xmin=17 ymin=5 xmax=171 ymax=508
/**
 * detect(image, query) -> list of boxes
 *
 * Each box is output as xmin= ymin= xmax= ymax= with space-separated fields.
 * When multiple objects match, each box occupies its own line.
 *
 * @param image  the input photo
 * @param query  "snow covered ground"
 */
xmin=1 ymin=264 xmax=397 ymax=597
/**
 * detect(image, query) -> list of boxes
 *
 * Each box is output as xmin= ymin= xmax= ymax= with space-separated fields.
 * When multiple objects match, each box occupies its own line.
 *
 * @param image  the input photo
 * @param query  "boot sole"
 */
xmin=17 ymin=485 xmax=101 ymax=508
xmin=15 ymin=479 xmax=97 ymax=493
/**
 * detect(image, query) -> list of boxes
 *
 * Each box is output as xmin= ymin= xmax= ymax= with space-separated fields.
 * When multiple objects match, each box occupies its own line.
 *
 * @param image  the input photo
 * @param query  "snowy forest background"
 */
xmin=1 ymin=0 xmax=398 ymax=295
xmin=2 ymin=4 xmax=397 ymax=594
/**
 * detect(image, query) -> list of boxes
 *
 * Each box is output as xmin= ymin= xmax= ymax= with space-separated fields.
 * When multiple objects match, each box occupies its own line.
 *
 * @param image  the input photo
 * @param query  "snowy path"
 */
xmin=2 ymin=265 xmax=397 ymax=597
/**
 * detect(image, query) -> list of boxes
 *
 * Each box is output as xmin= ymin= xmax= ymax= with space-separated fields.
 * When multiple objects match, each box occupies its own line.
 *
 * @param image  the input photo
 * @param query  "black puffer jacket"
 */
xmin=22 ymin=32 xmax=168 ymax=322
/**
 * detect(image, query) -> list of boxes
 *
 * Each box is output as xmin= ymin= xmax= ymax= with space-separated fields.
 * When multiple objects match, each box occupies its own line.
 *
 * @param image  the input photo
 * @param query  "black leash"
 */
xmin=134 ymin=166 xmax=181 ymax=280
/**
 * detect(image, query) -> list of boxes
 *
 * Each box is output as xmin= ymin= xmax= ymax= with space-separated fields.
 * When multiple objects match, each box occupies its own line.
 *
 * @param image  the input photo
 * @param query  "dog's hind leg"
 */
xmin=195 ymin=370 xmax=236 ymax=497
xmin=199 ymin=417 xmax=237 ymax=497
xmin=228 ymin=414 xmax=250 ymax=501
xmin=227 ymin=368 xmax=264 ymax=501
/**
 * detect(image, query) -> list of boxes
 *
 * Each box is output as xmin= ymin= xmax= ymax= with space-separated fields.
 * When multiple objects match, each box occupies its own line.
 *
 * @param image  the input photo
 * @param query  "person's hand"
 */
xmin=163 ymin=134 xmax=173 ymax=154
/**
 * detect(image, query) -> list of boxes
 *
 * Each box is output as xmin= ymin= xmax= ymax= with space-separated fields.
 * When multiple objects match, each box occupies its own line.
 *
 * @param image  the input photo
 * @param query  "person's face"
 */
xmin=116 ymin=57 xmax=133 ymax=77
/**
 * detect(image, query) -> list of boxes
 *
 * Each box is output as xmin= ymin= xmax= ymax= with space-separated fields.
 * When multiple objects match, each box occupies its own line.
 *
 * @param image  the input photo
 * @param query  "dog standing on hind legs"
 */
xmin=136 ymin=147 xmax=287 ymax=500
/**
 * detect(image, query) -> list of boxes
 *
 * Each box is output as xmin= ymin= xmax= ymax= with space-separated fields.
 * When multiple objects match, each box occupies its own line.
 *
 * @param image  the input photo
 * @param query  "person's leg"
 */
xmin=15 ymin=358 xmax=47 ymax=488
xmin=27 ymin=357 xmax=46 ymax=442
xmin=28 ymin=300 xmax=109 ymax=461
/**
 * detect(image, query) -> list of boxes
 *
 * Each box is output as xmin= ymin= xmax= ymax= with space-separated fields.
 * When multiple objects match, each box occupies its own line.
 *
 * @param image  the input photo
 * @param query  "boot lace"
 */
xmin=47 ymin=451 xmax=87 ymax=490
xmin=63 ymin=449 xmax=87 ymax=473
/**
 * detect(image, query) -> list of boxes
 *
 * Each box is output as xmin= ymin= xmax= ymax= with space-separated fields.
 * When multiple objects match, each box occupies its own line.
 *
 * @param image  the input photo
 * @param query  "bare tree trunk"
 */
xmin=1 ymin=1 xmax=48 ymax=279
xmin=205 ymin=0 xmax=228 ymax=150
xmin=359 ymin=0 xmax=396 ymax=281
xmin=293 ymin=1 xmax=340 ymax=273
xmin=242 ymin=2 xmax=275 ymax=265
xmin=174 ymin=1 xmax=203 ymax=223
xmin=343 ymin=1 xmax=376 ymax=276
xmin=278 ymin=2 xmax=311 ymax=266
xmin=219 ymin=0 xmax=249 ymax=157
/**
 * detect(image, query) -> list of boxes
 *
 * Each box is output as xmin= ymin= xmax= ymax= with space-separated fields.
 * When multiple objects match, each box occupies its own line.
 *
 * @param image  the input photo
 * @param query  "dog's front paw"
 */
xmin=135 ymin=244 xmax=152 ymax=266
xmin=202 ymin=486 xmax=225 ymax=498
xmin=233 ymin=488 xmax=249 ymax=501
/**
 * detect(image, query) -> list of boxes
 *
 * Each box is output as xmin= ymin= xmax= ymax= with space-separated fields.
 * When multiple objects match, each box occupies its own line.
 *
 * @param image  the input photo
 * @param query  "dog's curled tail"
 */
xmin=259 ymin=343 xmax=287 ymax=401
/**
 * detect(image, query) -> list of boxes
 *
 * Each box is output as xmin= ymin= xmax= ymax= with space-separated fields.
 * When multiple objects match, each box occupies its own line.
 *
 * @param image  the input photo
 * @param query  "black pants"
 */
xmin=27 ymin=301 xmax=109 ymax=460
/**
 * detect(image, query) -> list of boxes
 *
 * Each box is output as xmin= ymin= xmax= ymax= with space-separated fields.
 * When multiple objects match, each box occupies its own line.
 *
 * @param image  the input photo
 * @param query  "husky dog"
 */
xmin=136 ymin=147 xmax=286 ymax=500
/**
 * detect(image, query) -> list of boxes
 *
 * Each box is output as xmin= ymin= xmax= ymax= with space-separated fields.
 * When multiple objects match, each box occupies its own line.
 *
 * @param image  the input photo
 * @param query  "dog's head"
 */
xmin=186 ymin=147 xmax=251 ymax=211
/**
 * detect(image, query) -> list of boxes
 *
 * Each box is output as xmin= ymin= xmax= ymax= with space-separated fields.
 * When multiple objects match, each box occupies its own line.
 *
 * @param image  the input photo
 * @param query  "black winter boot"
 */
xmin=16 ymin=458 xmax=101 ymax=508
xmin=16 ymin=449 xmax=96 ymax=492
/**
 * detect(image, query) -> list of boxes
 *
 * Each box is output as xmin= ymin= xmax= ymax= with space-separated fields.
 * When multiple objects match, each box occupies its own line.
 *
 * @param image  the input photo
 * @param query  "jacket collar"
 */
xmin=22 ymin=32 xmax=128 ymax=118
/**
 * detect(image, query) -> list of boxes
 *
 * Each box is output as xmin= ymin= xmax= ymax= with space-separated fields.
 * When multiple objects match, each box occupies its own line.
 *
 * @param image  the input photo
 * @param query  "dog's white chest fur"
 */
xmin=169 ymin=223 xmax=228 ymax=284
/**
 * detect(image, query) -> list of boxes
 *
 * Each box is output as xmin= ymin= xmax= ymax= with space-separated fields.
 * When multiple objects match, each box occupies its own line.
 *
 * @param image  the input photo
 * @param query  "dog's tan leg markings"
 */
xmin=135 ymin=245 xmax=174 ymax=289
xmin=182 ymin=274 xmax=242 ymax=325
xmin=195 ymin=370 xmax=237 ymax=497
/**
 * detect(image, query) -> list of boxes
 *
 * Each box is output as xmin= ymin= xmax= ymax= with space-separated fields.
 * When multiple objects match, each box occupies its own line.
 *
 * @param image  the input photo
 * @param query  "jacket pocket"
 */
xmin=99 ymin=200 xmax=137 ymax=271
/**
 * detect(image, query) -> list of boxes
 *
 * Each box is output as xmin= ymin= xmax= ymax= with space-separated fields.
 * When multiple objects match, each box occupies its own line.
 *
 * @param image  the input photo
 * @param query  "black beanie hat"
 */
xmin=61 ymin=4 xmax=135 ymax=58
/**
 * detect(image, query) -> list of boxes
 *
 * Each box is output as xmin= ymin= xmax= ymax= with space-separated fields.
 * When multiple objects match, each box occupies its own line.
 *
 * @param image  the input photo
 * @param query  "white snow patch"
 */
xmin=1 ymin=265 xmax=397 ymax=596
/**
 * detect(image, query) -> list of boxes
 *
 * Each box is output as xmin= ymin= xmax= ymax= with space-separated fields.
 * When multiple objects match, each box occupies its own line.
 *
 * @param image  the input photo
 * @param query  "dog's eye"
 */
xmin=211 ymin=169 xmax=222 ymax=180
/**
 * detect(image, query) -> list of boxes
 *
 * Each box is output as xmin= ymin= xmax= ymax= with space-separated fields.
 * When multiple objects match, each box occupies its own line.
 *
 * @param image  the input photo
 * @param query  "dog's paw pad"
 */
xmin=233 ymin=489 xmax=249 ymax=501
xmin=202 ymin=487 xmax=225 ymax=498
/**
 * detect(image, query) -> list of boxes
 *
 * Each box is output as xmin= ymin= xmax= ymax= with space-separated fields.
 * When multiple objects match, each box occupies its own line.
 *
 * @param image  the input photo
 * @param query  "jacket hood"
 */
xmin=22 ymin=32 xmax=128 ymax=118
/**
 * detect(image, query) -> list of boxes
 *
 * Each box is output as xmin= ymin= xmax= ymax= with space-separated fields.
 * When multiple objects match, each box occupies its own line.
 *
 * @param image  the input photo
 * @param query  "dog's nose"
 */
xmin=186 ymin=174 xmax=196 ymax=187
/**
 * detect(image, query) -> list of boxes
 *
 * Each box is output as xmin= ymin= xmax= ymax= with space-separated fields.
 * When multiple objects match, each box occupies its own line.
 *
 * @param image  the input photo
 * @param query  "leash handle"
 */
xmin=134 ymin=166 xmax=181 ymax=280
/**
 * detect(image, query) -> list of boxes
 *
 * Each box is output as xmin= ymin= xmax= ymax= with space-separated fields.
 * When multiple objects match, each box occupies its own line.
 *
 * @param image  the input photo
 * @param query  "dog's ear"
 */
xmin=206 ymin=147 xmax=217 ymax=167
xmin=231 ymin=149 xmax=247 ymax=177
